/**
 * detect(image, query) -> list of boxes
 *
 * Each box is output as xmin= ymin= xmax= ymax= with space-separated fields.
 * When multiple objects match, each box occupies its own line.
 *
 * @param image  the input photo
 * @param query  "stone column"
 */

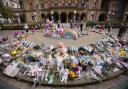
xmin=97 ymin=0 xmax=102 ymax=9
xmin=23 ymin=0 xmax=32 ymax=23
xmin=58 ymin=12 xmax=61 ymax=23
xmin=16 ymin=13 xmax=21 ymax=23
xmin=17 ymin=17 xmax=21 ymax=23
xmin=23 ymin=0 xmax=41 ymax=23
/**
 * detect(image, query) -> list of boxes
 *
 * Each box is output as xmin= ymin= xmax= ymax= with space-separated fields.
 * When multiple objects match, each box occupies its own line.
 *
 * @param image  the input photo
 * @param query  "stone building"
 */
xmin=0 ymin=0 xmax=21 ymax=23
xmin=13 ymin=0 xmax=128 ymax=23
xmin=1 ymin=0 xmax=20 ymax=8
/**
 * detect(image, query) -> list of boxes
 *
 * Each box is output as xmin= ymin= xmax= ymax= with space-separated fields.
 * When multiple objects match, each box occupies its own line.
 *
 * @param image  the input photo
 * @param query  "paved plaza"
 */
xmin=0 ymin=28 xmax=127 ymax=46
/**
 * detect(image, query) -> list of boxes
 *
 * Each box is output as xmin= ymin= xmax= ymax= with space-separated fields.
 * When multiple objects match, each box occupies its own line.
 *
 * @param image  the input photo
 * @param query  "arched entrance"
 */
xmin=20 ymin=14 xmax=26 ymax=23
xmin=41 ymin=13 xmax=46 ymax=22
xmin=81 ymin=13 xmax=86 ymax=21
xmin=98 ymin=13 xmax=106 ymax=21
xmin=76 ymin=13 xmax=80 ymax=21
xmin=53 ymin=12 xmax=59 ymax=23
xmin=47 ymin=13 xmax=52 ymax=21
xmin=68 ymin=12 xmax=74 ymax=22
xmin=60 ymin=12 xmax=67 ymax=23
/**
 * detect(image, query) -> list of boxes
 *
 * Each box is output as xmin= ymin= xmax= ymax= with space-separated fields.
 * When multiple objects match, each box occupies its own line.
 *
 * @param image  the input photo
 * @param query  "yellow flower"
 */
xmin=72 ymin=64 xmax=78 ymax=67
xmin=119 ymin=49 xmax=126 ymax=57
xmin=11 ymin=49 xmax=18 ymax=56
xmin=69 ymin=71 xmax=77 ymax=78
xmin=28 ymin=48 xmax=32 ymax=51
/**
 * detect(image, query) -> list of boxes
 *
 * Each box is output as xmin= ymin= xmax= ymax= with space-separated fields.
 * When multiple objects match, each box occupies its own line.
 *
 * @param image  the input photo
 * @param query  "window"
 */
xmin=12 ymin=4 xmax=14 ymax=7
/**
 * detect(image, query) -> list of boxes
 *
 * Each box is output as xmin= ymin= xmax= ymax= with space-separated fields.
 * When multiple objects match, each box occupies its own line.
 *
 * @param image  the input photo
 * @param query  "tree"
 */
xmin=0 ymin=2 xmax=14 ymax=19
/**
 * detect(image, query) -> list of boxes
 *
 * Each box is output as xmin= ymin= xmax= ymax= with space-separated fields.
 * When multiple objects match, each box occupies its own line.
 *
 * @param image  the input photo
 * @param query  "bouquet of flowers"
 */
xmin=68 ymin=71 xmax=77 ymax=80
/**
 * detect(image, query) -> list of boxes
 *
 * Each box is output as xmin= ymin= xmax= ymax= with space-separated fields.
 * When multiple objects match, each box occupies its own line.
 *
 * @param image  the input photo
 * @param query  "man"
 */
xmin=80 ymin=21 xmax=83 ymax=32
xmin=122 ymin=23 xmax=127 ymax=35
xmin=107 ymin=23 xmax=112 ymax=33
xmin=118 ymin=23 xmax=125 ymax=38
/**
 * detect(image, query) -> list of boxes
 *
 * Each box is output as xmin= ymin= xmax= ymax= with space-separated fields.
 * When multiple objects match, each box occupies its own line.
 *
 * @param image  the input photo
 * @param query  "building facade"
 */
xmin=2 ymin=0 xmax=20 ymax=8
xmin=12 ymin=0 xmax=128 ymax=23
xmin=0 ymin=0 xmax=22 ymax=23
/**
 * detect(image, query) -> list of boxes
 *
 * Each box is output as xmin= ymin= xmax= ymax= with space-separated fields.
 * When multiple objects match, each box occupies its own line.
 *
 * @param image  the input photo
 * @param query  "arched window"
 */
xmin=98 ymin=13 xmax=106 ymax=21
xmin=47 ymin=13 xmax=52 ymax=21
xmin=60 ymin=12 xmax=67 ymax=23
xmin=53 ymin=12 xmax=59 ymax=23
xmin=68 ymin=12 xmax=74 ymax=22
xmin=81 ymin=13 xmax=86 ymax=21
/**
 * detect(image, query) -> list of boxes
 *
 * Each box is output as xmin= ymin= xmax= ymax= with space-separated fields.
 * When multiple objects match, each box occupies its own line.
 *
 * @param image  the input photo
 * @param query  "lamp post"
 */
xmin=37 ymin=0 xmax=42 ymax=23
xmin=51 ymin=11 xmax=54 ymax=22
xmin=73 ymin=10 xmax=76 ymax=21
xmin=91 ymin=11 xmax=95 ymax=21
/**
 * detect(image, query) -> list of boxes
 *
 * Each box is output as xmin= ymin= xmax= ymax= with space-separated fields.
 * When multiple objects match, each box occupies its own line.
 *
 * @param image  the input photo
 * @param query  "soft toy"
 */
xmin=54 ymin=52 xmax=64 ymax=70
xmin=44 ymin=67 xmax=50 ymax=81
xmin=61 ymin=69 xmax=69 ymax=83
xmin=57 ymin=42 xmax=68 ymax=56
xmin=36 ymin=68 xmax=42 ymax=81
xmin=48 ymin=54 xmax=54 ymax=66
xmin=41 ymin=66 xmax=46 ymax=80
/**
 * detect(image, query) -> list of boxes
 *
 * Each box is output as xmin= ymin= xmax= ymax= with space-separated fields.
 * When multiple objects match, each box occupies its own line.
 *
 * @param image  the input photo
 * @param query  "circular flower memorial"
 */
xmin=0 ymin=29 xmax=128 ymax=86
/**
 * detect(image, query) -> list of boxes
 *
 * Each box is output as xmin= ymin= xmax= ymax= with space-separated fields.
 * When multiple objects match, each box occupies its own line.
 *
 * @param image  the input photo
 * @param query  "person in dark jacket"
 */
xmin=118 ymin=23 xmax=126 ymax=38
xmin=107 ymin=23 xmax=112 ymax=33
xmin=80 ymin=21 xmax=83 ymax=32
xmin=122 ymin=23 xmax=127 ymax=35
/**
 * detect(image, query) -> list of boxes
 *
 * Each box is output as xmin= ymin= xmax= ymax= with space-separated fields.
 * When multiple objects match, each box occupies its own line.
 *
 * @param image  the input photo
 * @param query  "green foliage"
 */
xmin=0 ymin=2 xmax=14 ymax=19
xmin=1 ymin=24 xmax=24 ymax=30
xmin=31 ymin=22 xmax=39 ymax=27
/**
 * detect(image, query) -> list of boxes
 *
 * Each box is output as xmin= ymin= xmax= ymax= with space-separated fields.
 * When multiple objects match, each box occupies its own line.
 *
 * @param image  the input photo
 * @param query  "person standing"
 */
xmin=80 ymin=20 xmax=83 ymax=32
xmin=70 ymin=20 xmax=73 ymax=29
xmin=118 ymin=23 xmax=124 ymax=38
xmin=122 ymin=23 xmax=127 ymax=35
xmin=107 ymin=23 xmax=112 ymax=33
